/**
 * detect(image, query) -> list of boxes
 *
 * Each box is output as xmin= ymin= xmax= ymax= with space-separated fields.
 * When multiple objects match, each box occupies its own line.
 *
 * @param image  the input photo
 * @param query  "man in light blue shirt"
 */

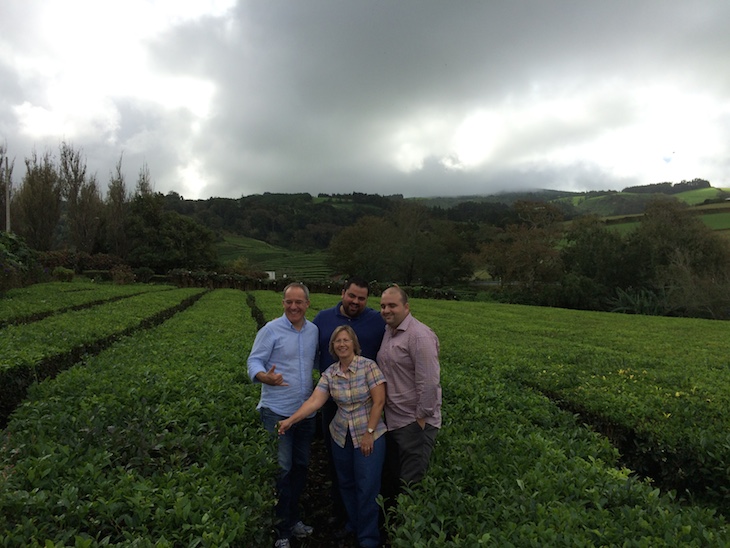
xmin=248 ymin=282 xmax=319 ymax=548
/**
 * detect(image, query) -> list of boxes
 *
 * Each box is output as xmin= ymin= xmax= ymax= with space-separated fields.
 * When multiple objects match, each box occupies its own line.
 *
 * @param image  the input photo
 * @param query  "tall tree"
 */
xmin=59 ymin=142 xmax=103 ymax=253
xmin=625 ymin=197 xmax=730 ymax=316
xmin=327 ymin=216 xmax=395 ymax=282
xmin=135 ymin=162 xmax=153 ymax=197
xmin=73 ymin=175 xmax=104 ymax=253
xmin=126 ymin=190 xmax=216 ymax=272
xmin=558 ymin=216 xmax=629 ymax=309
xmin=481 ymin=201 xmax=563 ymax=288
xmin=13 ymin=150 xmax=61 ymax=250
xmin=391 ymin=202 xmax=432 ymax=285
xmin=561 ymin=216 xmax=628 ymax=289
xmin=105 ymin=154 xmax=129 ymax=257
xmin=327 ymin=205 xmax=472 ymax=285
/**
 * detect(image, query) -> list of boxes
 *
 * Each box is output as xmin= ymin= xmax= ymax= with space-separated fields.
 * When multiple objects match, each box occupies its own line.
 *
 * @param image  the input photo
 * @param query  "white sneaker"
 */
xmin=274 ymin=539 xmax=290 ymax=548
xmin=291 ymin=520 xmax=314 ymax=538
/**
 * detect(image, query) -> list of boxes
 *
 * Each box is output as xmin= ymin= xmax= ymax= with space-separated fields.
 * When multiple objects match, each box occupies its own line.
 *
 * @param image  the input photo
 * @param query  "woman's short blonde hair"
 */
xmin=328 ymin=325 xmax=361 ymax=359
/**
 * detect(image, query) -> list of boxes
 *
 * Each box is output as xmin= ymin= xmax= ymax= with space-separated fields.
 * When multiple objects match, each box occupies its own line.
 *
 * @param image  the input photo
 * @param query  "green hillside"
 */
xmin=217 ymin=233 xmax=331 ymax=279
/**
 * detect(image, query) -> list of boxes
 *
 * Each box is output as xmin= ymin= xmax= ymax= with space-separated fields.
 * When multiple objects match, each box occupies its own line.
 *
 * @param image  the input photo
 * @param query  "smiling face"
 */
xmin=282 ymin=285 xmax=309 ymax=328
xmin=340 ymin=283 xmax=369 ymax=318
xmin=329 ymin=325 xmax=361 ymax=364
xmin=332 ymin=332 xmax=355 ymax=363
xmin=380 ymin=287 xmax=409 ymax=329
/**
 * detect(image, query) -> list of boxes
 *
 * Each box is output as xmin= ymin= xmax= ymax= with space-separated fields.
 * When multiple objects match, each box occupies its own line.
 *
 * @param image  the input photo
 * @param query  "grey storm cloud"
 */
xmin=1 ymin=0 xmax=729 ymax=199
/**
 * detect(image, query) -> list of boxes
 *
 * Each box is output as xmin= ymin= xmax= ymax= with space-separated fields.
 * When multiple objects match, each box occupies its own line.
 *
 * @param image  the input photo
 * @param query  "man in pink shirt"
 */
xmin=377 ymin=285 xmax=441 ymax=495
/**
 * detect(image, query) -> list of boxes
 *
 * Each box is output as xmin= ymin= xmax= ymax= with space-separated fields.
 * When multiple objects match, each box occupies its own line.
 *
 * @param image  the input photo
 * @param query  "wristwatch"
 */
xmin=367 ymin=427 xmax=375 ymax=434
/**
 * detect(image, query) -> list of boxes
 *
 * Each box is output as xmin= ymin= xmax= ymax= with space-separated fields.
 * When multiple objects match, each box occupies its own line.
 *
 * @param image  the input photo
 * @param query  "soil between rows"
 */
xmin=293 ymin=433 xmax=358 ymax=548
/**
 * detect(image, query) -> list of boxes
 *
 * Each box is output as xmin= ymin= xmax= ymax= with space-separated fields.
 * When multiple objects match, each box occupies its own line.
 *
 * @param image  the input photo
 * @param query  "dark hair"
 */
xmin=343 ymin=276 xmax=370 ymax=295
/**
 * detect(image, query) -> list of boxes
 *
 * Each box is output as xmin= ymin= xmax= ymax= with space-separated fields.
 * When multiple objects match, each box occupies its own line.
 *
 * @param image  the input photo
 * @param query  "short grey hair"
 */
xmin=283 ymin=282 xmax=310 ymax=300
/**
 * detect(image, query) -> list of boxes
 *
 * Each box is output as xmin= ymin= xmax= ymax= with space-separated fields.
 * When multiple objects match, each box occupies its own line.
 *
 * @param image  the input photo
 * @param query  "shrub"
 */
xmin=51 ymin=266 xmax=74 ymax=282
xmin=133 ymin=266 xmax=155 ymax=283
xmin=83 ymin=253 xmax=125 ymax=271
xmin=1 ymin=233 xmax=42 ymax=294
xmin=111 ymin=264 xmax=135 ymax=285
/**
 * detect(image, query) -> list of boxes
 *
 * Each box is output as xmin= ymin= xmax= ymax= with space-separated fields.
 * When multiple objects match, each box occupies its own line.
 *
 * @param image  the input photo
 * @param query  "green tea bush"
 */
xmin=0 ymin=290 xmax=276 ymax=546
xmin=0 ymin=281 xmax=172 ymax=327
xmin=0 ymin=287 xmax=205 ymax=424
xmin=381 ymin=298 xmax=729 ymax=546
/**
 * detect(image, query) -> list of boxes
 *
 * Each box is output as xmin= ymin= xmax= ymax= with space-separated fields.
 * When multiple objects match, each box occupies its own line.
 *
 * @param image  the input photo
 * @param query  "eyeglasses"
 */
xmin=283 ymin=300 xmax=307 ymax=306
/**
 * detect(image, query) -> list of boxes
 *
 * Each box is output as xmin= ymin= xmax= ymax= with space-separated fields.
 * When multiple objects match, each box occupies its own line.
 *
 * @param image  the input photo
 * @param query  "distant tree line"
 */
xmin=477 ymin=197 xmax=730 ymax=319
xmin=3 ymin=141 xmax=730 ymax=319
xmin=622 ymin=178 xmax=711 ymax=195
xmin=1 ymin=143 xmax=217 ymax=276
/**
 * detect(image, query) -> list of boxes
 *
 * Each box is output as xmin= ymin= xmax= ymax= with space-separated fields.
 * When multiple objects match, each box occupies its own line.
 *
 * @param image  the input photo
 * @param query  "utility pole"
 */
xmin=4 ymin=157 xmax=10 ymax=233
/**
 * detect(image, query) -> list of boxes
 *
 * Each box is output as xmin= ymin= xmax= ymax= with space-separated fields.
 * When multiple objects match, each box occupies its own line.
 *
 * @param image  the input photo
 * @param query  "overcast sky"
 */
xmin=1 ymin=1 xmax=729 ymax=200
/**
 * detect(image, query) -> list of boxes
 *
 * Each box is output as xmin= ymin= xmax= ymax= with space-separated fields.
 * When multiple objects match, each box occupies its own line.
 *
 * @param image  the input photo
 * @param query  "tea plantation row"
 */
xmin=1 ymin=289 xmax=276 ymax=546
xmin=250 ymin=290 xmax=730 ymax=545
xmin=0 ymin=283 xmax=173 ymax=328
xmin=393 ymin=298 xmax=729 ymax=546
xmin=419 ymin=300 xmax=730 ymax=506
xmin=0 ymin=286 xmax=207 ymax=426
xmin=1 ymin=284 xmax=729 ymax=546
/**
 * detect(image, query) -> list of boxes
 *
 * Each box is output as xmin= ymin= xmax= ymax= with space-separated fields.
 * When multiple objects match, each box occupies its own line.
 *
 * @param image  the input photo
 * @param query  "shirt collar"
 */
xmin=334 ymin=356 xmax=359 ymax=376
xmin=391 ymin=312 xmax=413 ymax=334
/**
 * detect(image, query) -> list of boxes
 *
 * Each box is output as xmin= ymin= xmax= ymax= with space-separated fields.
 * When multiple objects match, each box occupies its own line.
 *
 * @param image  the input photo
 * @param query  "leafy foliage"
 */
xmin=380 ymin=297 xmax=730 ymax=545
xmin=0 ymin=290 xmax=276 ymax=546
xmin=12 ymin=150 xmax=62 ymax=251
xmin=125 ymin=192 xmax=217 ymax=273
xmin=0 ymin=281 xmax=170 ymax=326
xmin=327 ymin=203 xmax=472 ymax=285
xmin=0 ymin=287 xmax=205 ymax=424
xmin=0 ymin=232 xmax=42 ymax=294
xmin=2 ymin=288 xmax=730 ymax=545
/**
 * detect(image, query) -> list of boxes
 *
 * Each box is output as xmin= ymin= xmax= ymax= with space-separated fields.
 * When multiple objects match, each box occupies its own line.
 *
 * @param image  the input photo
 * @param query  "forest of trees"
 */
xmin=0 ymin=143 xmax=217 ymax=274
xmin=2 ymin=142 xmax=730 ymax=319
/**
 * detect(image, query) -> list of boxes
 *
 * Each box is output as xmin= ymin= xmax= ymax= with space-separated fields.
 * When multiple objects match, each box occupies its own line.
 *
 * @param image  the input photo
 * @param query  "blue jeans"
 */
xmin=331 ymin=431 xmax=386 ymax=548
xmin=260 ymin=407 xmax=316 ymax=539
xmin=321 ymin=397 xmax=348 ymax=524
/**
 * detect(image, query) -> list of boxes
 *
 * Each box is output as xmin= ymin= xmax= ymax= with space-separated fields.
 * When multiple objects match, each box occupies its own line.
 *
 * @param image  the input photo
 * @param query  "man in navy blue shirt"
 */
xmin=312 ymin=277 xmax=386 ymax=532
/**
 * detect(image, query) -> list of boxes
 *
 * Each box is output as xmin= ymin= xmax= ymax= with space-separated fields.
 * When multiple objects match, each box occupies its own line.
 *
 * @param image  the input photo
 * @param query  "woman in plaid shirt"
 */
xmin=278 ymin=325 xmax=386 ymax=548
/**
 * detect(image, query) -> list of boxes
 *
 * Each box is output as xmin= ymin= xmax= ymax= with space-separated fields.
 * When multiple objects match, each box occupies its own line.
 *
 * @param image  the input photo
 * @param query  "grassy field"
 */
xmin=217 ymin=233 xmax=331 ymax=279
xmin=674 ymin=187 xmax=730 ymax=205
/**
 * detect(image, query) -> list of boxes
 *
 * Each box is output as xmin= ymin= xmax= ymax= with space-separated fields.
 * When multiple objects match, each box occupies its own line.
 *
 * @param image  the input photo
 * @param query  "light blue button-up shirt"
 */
xmin=247 ymin=314 xmax=319 ymax=417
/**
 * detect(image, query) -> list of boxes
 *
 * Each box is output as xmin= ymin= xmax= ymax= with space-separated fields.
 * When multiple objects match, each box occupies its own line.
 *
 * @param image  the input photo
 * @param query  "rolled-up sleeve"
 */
xmin=247 ymin=326 xmax=273 ymax=382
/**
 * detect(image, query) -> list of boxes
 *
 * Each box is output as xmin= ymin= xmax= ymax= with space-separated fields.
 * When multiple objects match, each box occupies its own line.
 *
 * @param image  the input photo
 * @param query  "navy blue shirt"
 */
xmin=312 ymin=303 xmax=386 ymax=372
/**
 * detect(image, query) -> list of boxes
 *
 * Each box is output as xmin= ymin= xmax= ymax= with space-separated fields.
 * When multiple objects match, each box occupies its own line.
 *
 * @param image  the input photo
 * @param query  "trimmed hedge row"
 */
xmin=382 ymin=298 xmax=729 ymax=546
xmin=468 ymin=304 xmax=730 ymax=505
xmin=249 ymin=290 xmax=730 ymax=544
xmin=0 ymin=281 xmax=172 ymax=327
xmin=389 ymin=372 xmax=728 ymax=546
xmin=0 ymin=290 xmax=277 ymax=546
xmin=3 ymin=288 xmax=729 ymax=546
xmin=0 ymin=287 xmax=207 ymax=426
